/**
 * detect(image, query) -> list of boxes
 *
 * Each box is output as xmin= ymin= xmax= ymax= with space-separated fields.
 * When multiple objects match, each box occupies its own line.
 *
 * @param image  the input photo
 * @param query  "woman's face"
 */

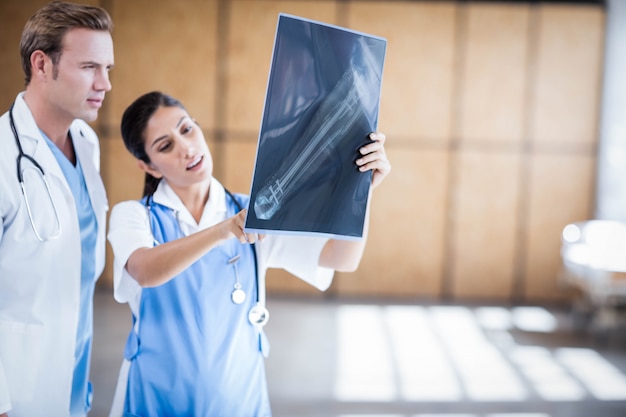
xmin=140 ymin=105 xmax=213 ymax=190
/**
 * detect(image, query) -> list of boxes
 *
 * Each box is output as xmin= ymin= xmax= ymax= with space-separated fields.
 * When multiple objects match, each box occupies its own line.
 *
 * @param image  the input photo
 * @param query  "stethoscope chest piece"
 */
xmin=228 ymin=254 xmax=247 ymax=305
xmin=248 ymin=304 xmax=270 ymax=327
xmin=231 ymin=284 xmax=246 ymax=304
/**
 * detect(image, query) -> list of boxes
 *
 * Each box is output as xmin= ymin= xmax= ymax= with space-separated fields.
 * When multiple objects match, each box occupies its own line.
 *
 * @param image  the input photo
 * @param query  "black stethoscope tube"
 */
xmin=9 ymin=101 xmax=62 ymax=242
xmin=11 ymin=102 xmax=46 ymax=183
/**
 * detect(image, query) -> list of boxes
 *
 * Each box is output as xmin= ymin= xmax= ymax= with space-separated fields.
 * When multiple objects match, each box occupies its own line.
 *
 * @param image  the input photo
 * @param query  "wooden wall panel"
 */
xmin=102 ymin=137 xmax=144 ymax=202
xmin=0 ymin=1 xmax=606 ymax=302
xmin=524 ymin=154 xmax=596 ymax=300
xmin=266 ymin=269 xmax=327 ymax=297
xmin=219 ymin=139 xmax=257 ymax=194
xmin=530 ymin=5 xmax=605 ymax=146
xmin=443 ymin=3 xmax=529 ymax=300
xmin=449 ymin=151 xmax=521 ymax=299
xmin=225 ymin=0 xmax=337 ymax=132
xmin=0 ymin=1 xmax=54 ymax=111
xmin=109 ymin=0 xmax=219 ymax=129
xmin=459 ymin=4 xmax=529 ymax=143
xmin=336 ymin=149 xmax=449 ymax=298
xmin=521 ymin=4 xmax=604 ymax=301
xmin=100 ymin=136 xmax=145 ymax=288
xmin=346 ymin=2 xmax=457 ymax=141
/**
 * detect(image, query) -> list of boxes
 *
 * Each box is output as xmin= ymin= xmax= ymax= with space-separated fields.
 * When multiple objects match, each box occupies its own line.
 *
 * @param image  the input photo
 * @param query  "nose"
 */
xmin=95 ymin=67 xmax=112 ymax=92
xmin=180 ymin=137 xmax=197 ymax=157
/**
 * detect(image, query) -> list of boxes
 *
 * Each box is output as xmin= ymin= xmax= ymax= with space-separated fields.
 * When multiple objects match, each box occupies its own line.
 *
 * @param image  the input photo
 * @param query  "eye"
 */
xmin=181 ymin=124 xmax=193 ymax=135
xmin=158 ymin=141 xmax=172 ymax=152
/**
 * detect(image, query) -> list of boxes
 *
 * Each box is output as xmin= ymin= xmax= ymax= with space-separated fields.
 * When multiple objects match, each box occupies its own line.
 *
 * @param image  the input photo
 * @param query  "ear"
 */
xmin=30 ymin=50 xmax=51 ymax=81
xmin=137 ymin=159 xmax=163 ymax=179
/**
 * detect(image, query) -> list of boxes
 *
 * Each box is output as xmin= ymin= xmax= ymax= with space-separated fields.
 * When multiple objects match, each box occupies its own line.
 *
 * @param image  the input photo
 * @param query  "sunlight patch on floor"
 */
xmin=557 ymin=347 xmax=626 ymax=400
xmin=336 ymin=413 xmax=552 ymax=417
xmin=334 ymin=305 xmax=396 ymax=401
xmin=333 ymin=304 xmax=626 ymax=406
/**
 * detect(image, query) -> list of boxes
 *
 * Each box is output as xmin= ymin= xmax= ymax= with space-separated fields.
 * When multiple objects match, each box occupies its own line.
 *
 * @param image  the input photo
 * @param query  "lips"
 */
xmin=87 ymin=97 xmax=103 ymax=108
xmin=187 ymin=155 xmax=203 ymax=170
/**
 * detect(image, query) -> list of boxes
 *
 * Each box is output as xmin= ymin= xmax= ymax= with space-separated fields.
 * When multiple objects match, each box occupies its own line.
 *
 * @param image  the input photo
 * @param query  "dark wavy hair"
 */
xmin=120 ymin=91 xmax=186 ymax=197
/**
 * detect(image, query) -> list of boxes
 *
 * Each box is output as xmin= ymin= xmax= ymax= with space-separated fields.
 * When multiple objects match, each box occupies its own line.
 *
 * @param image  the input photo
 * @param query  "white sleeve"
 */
xmin=261 ymin=234 xmax=335 ymax=291
xmin=0 ymin=358 xmax=10 ymax=414
xmin=107 ymin=200 xmax=153 ymax=303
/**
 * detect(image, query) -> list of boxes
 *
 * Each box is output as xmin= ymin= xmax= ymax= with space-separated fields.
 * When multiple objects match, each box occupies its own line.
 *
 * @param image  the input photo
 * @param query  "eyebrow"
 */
xmin=81 ymin=60 xmax=115 ymax=69
xmin=150 ymin=116 xmax=187 ymax=149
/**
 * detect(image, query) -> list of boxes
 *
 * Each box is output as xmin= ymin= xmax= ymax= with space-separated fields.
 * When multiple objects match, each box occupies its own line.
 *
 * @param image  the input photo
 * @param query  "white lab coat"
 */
xmin=0 ymin=93 xmax=108 ymax=417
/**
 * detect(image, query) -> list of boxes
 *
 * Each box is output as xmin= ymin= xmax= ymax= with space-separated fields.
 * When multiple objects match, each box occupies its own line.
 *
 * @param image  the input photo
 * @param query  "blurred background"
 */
xmin=2 ymin=0 xmax=626 ymax=416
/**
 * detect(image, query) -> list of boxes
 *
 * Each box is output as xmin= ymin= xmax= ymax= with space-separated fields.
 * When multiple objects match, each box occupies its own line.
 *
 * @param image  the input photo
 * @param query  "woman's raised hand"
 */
xmin=356 ymin=132 xmax=391 ymax=190
xmin=223 ymin=209 xmax=261 ymax=244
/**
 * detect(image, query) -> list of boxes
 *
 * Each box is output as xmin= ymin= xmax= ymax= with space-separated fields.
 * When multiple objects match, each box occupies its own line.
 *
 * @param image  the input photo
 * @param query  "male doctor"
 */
xmin=0 ymin=2 xmax=114 ymax=416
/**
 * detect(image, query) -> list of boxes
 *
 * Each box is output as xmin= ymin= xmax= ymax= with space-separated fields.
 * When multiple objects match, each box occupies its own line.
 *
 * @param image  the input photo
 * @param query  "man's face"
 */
xmin=46 ymin=27 xmax=114 ymax=123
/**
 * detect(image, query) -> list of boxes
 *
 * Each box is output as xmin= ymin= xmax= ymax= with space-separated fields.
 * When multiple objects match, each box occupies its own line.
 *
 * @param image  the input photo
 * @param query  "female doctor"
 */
xmin=107 ymin=91 xmax=390 ymax=416
xmin=0 ymin=2 xmax=113 ymax=417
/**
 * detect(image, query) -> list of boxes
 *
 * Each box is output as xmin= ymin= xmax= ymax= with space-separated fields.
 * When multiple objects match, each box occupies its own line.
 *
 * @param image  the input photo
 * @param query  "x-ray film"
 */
xmin=244 ymin=13 xmax=387 ymax=240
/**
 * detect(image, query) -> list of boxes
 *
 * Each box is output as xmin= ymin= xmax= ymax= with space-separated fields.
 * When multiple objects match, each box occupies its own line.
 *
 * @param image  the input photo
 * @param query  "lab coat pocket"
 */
xmin=0 ymin=319 xmax=43 ymax=402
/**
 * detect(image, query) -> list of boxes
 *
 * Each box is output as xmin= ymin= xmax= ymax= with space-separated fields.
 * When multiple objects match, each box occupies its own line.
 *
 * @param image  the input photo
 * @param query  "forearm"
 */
xmin=319 ymin=193 xmax=371 ymax=272
xmin=126 ymin=225 xmax=231 ymax=287
xmin=319 ymin=131 xmax=390 ymax=272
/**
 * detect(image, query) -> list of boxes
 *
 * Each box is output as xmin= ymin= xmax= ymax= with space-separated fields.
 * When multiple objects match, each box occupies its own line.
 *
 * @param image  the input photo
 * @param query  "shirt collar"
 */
xmin=151 ymin=177 xmax=228 ymax=229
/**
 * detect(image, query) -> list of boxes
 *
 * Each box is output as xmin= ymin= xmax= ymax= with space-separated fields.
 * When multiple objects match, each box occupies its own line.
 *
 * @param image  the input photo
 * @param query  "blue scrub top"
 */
xmin=43 ymin=132 xmax=97 ymax=416
xmin=123 ymin=194 xmax=271 ymax=417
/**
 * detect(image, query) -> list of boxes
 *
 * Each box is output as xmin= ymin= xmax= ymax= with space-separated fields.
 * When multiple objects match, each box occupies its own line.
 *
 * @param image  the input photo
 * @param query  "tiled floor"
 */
xmin=91 ymin=290 xmax=626 ymax=417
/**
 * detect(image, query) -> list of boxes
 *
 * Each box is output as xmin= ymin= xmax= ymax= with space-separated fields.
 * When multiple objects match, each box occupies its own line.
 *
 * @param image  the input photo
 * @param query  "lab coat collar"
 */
xmin=11 ymin=92 xmax=101 ymax=187
xmin=151 ymin=177 xmax=228 ymax=229
xmin=11 ymin=93 xmax=66 ymax=182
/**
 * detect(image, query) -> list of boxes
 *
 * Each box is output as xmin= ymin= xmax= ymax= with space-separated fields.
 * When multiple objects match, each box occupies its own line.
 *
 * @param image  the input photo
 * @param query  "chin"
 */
xmin=79 ymin=110 xmax=99 ymax=123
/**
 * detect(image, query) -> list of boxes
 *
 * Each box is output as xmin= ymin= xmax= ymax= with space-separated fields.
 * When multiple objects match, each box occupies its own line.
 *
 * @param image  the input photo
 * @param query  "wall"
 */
xmin=596 ymin=0 xmax=626 ymax=221
xmin=0 ymin=0 xmax=605 ymax=302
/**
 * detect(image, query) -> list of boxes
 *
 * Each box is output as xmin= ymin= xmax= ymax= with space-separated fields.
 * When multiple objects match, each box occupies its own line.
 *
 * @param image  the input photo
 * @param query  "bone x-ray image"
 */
xmin=244 ymin=13 xmax=387 ymax=240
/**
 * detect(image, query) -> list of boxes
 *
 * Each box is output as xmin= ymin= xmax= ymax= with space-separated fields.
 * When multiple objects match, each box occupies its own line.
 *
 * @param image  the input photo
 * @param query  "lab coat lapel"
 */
xmin=72 ymin=123 xmax=107 ymax=216
xmin=11 ymin=94 xmax=67 ymax=185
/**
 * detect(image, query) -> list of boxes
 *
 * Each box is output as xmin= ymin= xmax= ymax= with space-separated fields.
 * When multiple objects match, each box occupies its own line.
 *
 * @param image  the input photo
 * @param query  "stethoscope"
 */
xmin=10 ymin=102 xmax=62 ymax=242
xmin=144 ymin=189 xmax=269 ymax=328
